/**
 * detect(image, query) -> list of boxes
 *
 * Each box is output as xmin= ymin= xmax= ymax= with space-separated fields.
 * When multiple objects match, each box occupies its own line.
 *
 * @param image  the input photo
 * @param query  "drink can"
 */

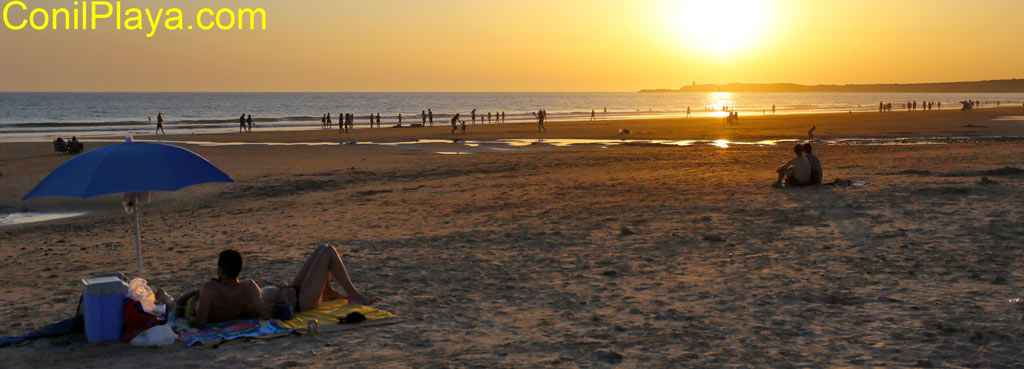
xmin=308 ymin=319 xmax=319 ymax=335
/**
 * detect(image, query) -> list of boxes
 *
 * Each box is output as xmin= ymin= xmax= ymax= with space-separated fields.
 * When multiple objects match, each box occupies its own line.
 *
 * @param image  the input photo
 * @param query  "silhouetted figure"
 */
xmin=501 ymin=111 xmax=505 ymax=123
xmin=537 ymin=109 xmax=546 ymax=132
xmin=67 ymin=136 xmax=84 ymax=154
xmin=879 ymin=101 xmax=884 ymax=112
xmin=247 ymin=114 xmax=253 ymax=132
xmin=686 ymin=106 xmax=691 ymax=117
xmin=772 ymin=104 xmax=776 ymax=115
xmin=591 ymin=109 xmax=596 ymax=121
xmin=808 ymin=126 xmax=816 ymax=141
xmin=326 ymin=113 xmax=332 ymax=129
xmin=450 ymin=113 xmax=462 ymax=135
xmin=376 ymin=113 xmax=381 ymax=128
xmin=399 ymin=113 xmax=403 ymax=126
xmin=156 ymin=113 xmax=165 ymax=134
xmin=421 ymin=110 xmax=427 ymax=126
xmin=428 ymin=109 xmax=433 ymax=126
xmin=471 ymin=109 xmax=476 ymax=125
xmin=487 ymin=112 xmax=492 ymax=124
xmin=54 ymin=137 xmax=67 ymax=153
xmin=322 ymin=114 xmax=327 ymax=129
xmin=240 ymin=114 xmax=246 ymax=132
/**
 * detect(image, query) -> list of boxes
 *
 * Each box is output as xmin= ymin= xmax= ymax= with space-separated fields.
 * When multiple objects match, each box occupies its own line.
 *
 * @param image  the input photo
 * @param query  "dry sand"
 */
xmin=1 ymin=108 xmax=1024 ymax=367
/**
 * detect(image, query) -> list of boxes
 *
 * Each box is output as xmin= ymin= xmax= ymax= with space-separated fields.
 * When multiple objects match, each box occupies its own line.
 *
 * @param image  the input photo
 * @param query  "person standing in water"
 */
xmin=327 ymin=113 xmax=332 ymax=129
xmin=247 ymin=114 xmax=253 ymax=132
xmin=471 ymin=109 xmax=476 ymax=125
xmin=156 ymin=113 xmax=165 ymax=134
xmin=686 ymin=106 xmax=691 ymax=118
xmin=591 ymin=109 xmax=596 ymax=121
xmin=501 ymin=111 xmax=505 ymax=123
xmin=376 ymin=113 xmax=381 ymax=128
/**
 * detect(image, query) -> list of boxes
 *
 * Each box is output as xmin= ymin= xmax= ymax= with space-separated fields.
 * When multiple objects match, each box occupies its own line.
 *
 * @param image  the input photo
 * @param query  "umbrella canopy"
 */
xmin=22 ymin=137 xmax=233 ymax=278
xmin=24 ymin=139 xmax=233 ymax=200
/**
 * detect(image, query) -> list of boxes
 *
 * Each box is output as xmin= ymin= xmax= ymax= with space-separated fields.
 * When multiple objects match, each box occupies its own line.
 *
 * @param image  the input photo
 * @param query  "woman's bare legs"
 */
xmin=292 ymin=245 xmax=373 ymax=310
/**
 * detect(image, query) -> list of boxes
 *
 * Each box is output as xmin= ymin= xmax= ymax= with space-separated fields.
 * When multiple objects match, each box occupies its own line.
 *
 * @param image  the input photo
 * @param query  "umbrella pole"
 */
xmin=134 ymin=208 xmax=143 ymax=278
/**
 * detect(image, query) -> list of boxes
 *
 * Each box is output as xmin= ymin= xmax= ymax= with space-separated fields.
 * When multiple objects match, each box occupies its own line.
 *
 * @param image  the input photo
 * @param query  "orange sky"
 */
xmin=1 ymin=0 xmax=1022 ymax=92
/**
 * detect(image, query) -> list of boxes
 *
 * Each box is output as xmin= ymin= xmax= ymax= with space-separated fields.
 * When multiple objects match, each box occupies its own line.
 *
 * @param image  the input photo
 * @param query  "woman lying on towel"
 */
xmin=179 ymin=245 xmax=374 ymax=328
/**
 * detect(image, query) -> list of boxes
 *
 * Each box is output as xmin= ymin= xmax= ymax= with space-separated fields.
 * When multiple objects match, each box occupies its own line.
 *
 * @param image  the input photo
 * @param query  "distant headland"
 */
xmin=640 ymin=79 xmax=1024 ymax=93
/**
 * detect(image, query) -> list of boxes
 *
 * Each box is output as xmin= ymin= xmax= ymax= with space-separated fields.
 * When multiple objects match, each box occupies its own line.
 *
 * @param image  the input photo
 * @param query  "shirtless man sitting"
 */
xmin=773 ymin=144 xmax=812 ymax=188
xmin=186 ymin=246 xmax=374 ymax=328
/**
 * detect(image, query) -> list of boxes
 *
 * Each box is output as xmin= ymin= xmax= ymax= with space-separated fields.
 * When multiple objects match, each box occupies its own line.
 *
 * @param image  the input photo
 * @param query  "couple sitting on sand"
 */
xmin=168 ymin=245 xmax=374 ymax=328
xmin=773 ymin=143 xmax=823 ymax=188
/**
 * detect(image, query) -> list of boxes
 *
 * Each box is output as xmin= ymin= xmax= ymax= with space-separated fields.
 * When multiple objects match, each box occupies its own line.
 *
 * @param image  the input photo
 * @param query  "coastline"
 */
xmin=1 ymin=106 xmax=1024 ymax=367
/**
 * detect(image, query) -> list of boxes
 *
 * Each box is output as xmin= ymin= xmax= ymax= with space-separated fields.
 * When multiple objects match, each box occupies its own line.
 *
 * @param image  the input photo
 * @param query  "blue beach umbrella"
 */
xmin=23 ymin=137 xmax=234 ymax=277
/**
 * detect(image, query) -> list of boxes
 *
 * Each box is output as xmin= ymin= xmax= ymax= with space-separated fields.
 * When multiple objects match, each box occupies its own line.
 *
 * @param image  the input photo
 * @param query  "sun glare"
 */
xmin=664 ymin=0 xmax=775 ymax=57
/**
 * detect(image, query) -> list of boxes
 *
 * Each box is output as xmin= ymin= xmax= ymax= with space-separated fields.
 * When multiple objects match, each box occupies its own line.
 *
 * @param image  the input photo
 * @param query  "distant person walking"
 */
xmin=501 ymin=111 xmax=505 ymax=123
xmin=398 ymin=113 xmax=403 ymax=126
xmin=808 ymin=126 xmax=816 ymax=141
xmin=471 ymin=109 xmax=477 ymax=125
xmin=428 ymin=109 xmax=433 ymax=126
xmin=487 ymin=112 xmax=492 ymax=124
xmin=450 ymin=113 xmax=462 ymax=135
xmin=156 ymin=113 xmax=165 ymax=134
xmin=421 ymin=110 xmax=427 ymax=126
xmin=591 ymin=109 xmax=596 ymax=121
xmin=326 ymin=113 xmax=332 ymax=129
xmin=240 ymin=114 xmax=246 ymax=132
xmin=247 ymin=114 xmax=253 ymax=132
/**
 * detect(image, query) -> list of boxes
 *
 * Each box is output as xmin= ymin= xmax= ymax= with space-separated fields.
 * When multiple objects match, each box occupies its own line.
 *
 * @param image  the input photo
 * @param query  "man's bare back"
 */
xmin=189 ymin=278 xmax=270 ymax=328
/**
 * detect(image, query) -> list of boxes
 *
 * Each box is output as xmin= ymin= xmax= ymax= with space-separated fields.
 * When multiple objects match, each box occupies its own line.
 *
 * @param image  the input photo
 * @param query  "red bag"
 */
xmin=121 ymin=299 xmax=167 ymax=342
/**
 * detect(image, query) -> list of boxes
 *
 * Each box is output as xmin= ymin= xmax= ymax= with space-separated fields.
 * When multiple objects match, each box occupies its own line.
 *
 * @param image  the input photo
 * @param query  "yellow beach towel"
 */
xmin=280 ymin=299 xmax=398 ymax=332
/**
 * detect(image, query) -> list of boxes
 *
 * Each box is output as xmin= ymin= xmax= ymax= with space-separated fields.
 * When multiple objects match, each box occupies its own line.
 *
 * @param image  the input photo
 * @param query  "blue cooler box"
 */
xmin=81 ymin=276 xmax=129 ymax=343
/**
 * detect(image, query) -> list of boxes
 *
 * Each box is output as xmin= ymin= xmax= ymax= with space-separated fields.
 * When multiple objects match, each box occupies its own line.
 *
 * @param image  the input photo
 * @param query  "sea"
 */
xmin=2 ymin=92 xmax=1023 ymax=141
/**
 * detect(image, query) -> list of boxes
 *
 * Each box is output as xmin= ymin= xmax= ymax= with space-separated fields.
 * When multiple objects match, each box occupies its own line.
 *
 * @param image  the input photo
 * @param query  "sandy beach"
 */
xmin=2 ymin=107 xmax=1024 ymax=367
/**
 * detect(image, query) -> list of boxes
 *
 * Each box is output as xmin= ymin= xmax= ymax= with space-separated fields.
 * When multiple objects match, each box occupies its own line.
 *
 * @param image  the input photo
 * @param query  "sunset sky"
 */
xmin=2 ymin=0 xmax=1023 ymax=92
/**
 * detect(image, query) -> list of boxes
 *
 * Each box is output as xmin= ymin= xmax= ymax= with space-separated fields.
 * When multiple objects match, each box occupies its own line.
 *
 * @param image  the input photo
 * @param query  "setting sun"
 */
xmin=664 ymin=0 xmax=776 ymax=56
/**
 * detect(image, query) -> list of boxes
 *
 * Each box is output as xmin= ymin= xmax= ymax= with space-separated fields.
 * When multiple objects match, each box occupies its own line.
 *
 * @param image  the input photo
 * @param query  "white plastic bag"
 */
xmin=128 ymin=278 xmax=157 ymax=313
xmin=130 ymin=324 xmax=177 ymax=347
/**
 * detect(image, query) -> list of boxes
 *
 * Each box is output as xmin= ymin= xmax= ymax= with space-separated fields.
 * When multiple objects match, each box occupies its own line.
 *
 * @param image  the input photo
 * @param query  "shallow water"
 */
xmin=0 ymin=211 xmax=90 ymax=227
xmin=56 ymin=136 xmax=1024 ymax=152
xmin=3 ymin=92 xmax=1023 ymax=140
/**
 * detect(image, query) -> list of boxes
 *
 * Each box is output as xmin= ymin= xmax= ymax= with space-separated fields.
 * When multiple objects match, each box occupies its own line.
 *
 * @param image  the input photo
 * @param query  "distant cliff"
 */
xmin=640 ymin=79 xmax=1024 ymax=93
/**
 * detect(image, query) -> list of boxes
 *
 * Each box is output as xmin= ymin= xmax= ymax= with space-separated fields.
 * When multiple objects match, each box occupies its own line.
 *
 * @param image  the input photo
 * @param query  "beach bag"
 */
xmin=130 ymin=325 xmax=177 ymax=347
xmin=121 ymin=300 xmax=167 ymax=342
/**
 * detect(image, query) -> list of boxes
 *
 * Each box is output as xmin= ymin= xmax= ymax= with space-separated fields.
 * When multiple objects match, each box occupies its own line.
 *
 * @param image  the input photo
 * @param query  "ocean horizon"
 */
xmin=2 ymin=91 xmax=1023 ymax=140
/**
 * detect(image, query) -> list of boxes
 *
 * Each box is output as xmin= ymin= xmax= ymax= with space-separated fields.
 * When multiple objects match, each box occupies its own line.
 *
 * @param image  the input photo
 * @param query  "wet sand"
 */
xmin=1 ymin=107 xmax=1024 ymax=367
